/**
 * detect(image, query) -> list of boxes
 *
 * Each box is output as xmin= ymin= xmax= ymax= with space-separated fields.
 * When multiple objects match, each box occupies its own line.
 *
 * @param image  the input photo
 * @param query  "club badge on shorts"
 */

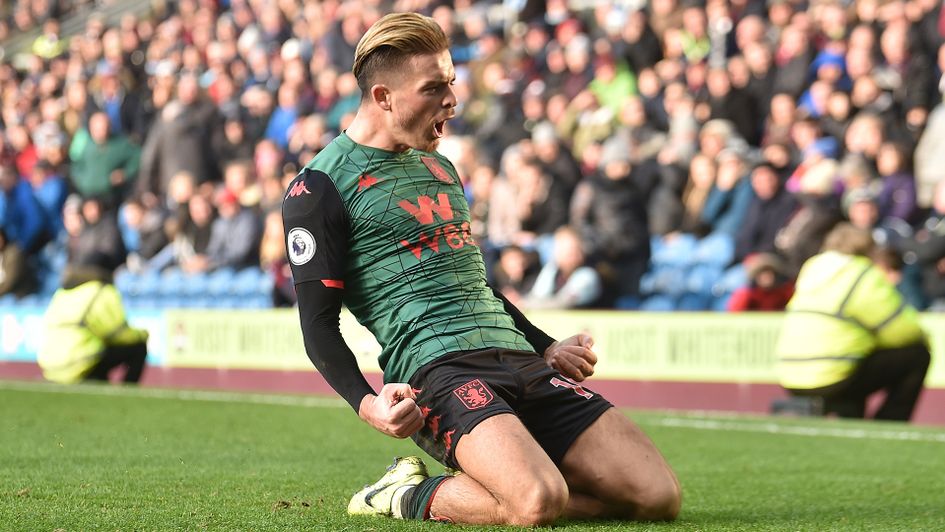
xmin=287 ymin=227 xmax=316 ymax=265
xmin=453 ymin=379 xmax=494 ymax=410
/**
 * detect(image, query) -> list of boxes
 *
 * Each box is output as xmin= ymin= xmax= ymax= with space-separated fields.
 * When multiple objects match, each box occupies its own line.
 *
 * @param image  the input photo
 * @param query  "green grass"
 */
xmin=2 ymin=381 xmax=944 ymax=531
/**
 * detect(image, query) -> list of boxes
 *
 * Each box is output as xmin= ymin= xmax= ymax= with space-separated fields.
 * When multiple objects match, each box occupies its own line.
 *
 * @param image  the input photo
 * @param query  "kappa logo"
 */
xmin=287 ymin=180 xmax=311 ymax=198
xmin=421 ymin=156 xmax=454 ymax=184
xmin=452 ymin=379 xmax=494 ymax=410
xmin=287 ymin=227 xmax=316 ymax=265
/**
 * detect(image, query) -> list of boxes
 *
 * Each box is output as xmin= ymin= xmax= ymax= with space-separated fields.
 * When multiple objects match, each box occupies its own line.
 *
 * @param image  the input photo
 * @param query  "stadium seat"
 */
xmin=38 ymin=270 xmax=61 ymax=295
xmin=650 ymin=234 xmax=697 ymax=267
xmin=135 ymin=271 xmax=163 ymax=297
xmin=206 ymin=268 xmax=237 ymax=296
xmin=160 ymin=295 xmax=188 ymax=309
xmin=114 ymin=270 xmax=135 ymax=297
xmin=686 ymin=265 xmax=725 ymax=296
xmin=639 ymin=295 xmax=676 ymax=311
xmin=713 ymin=264 xmax=749 ymax=297
xmin=180 ymin=272 xmax=210 ymax=297
xmin=17 ymin=294 xmax=49 ymax=308
xmin=643 ymin=264 xmax=688 ymax=297
xmin=614 ymin=295 xmax=642 ymax=310
xmin=711 ymin=292 xmax=733 ymax=312
xmin=0 ymin=294 xmax=16 ymax=307
xmin=158 ymin=268 xmax=187 ymax=296
xmin=232 ymin=268 xmax=262 ymax=296
xmin=693 ymin=233 xmax=735 ymax=267
xmin=677 ymin=293 xmax=711 ymax=311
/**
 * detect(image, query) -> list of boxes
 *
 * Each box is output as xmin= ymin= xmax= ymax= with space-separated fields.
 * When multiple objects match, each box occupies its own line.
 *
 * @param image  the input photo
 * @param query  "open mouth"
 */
xmin=433 ymin=120 xmax=446 ymax=138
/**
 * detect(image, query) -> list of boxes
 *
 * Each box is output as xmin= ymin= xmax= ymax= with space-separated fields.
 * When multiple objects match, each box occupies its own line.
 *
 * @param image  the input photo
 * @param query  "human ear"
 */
xmin=371 ymin=85 xmax=391 ymax=111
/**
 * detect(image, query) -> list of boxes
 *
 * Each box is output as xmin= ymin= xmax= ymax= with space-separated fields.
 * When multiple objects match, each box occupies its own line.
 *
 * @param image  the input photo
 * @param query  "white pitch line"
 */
xmin=4 ymin=380 xmax=944 ymax=443
xmin=656 ymin=417 xmax=945 ymax=443
xmin=0 ymin=380 xmax=347 ymax=409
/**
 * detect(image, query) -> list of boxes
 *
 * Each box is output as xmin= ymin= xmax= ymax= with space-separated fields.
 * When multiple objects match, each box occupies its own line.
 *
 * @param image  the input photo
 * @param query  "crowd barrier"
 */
xmin=2 ymin=306 xmax=942 ymax=388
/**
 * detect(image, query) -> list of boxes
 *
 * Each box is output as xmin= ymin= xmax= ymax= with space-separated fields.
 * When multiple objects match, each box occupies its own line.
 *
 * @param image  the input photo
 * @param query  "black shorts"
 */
xmin=408 ymin=348 xmax=613 ymax=469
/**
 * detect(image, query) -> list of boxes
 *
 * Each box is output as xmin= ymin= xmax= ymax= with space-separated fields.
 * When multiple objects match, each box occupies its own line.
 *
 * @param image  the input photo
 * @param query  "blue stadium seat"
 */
xmin=18 ymin=294 xmax=50 ymax=308
xmin=158 ymin=268 xmax=187 ymax=296
xmin=232 ymin=268 xmax=262 ymax=296
xmin=0 ymin=294 xmax=16 ymax=307
xmin=160 ymin=295 xmax=188 ymax=309
xmin=677 ymin=293 xmax=711 ymax=311
xmin=188 ymin=295 xmax=217 ymax=308
xmin=713 ymin=264 xmax=749 ymax=297
xmin=38 ymin=271 xmax=61 ymax=295
xmin=650 ymin=234 xmax=697 ymax=267
xmin=686 ymin=265 xmax=725 ymax=296
xmin=206 ymin=268 xmax=237 ymax=296
xmin=693 ymin=233 xmax=735 ymax=267
xmin=614 ymin=295 xmax=642 ymax=310
xmin=180 ymin=272 xmax=210 ymax=297
xmin=135 ymin=271 xmax=163 ymax=297
xmin=114 ymin=270 xmax=135 ymax=297
xmin=639 ymin=295 xmax=676 ymax=311
xmin=643 ymin=264 xmax=688 ymax=297
xmin=711 ymin=292 xmax=733 ymax=312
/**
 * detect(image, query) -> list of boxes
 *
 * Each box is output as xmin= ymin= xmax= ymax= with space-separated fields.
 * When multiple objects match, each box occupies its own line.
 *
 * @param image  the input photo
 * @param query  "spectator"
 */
xmin=901 ymin=180 xmax=945 ymax=309
xmin=119 ymin=196 xmax=168 ymax=271
xmin=0 ymin=163 xmax=50 ymax=255
xmin=216 ymin=115 xmax=257 ymax=164
xmin=69 ymin=111 xmax=141 ymax=201
xmin=570 ymin=137 xmax=651 ymax=298
xmin=701 ymin=149 xmax=754 ymax=238
xmin=0 ymin=227 xmax=36 ymax=297
xmin=734 ymin=164 xmax=798 ymax=263
xmin=264 ymin=84 xmax=300 ymax=149
xmin=704 ymin=67 xmax=759 ymax=146
xmin=182 ymin=187 xmax=260 ymax=273
xmin=776 ymin=224 xmax=930 ymax=421
xmin=89 ymin=63 xmax=147 ymax=142
xmin=147 ymin=192 xmax=215 ymax=272
xmin=492 ymin=245 xmax=541 ymax=308
xmin=775 ymin=158 xmax=844 ymax=276
xmin=524 ymin=226 xmax=602 ymax=309
xmin=727 ymin=253 xmax=794 ymax=312
xmin=138 ymin=73 xmax=224 ymax=197
xmin=37 ymin=263 xmax=148 ymax=384
xmin=259 ymin=209 xmax=294 ymax=307
xmin=677 ymin=153 xmax=716 ymax=236
xmin=875 ymin=141 xmax=918 ymax=225
xmin=872 ymin=246 xmax=926 ymax=311
xmin=71 ymin=196 xmax=127 ymax=273
xmin=843 ymin=187 xmax=912 ymax=251
xmin=28 ymin=159 xmax=67 ymax=238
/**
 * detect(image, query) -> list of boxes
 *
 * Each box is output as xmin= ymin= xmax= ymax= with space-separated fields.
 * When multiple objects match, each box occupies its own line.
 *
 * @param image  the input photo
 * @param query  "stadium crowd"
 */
xmin=1 ymin=0 xmax=944 ymax=312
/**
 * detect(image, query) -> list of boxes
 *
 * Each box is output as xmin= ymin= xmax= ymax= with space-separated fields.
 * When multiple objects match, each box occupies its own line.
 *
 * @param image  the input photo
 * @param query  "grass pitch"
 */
xmin=2 ymin=381 xmax=944 ymax=531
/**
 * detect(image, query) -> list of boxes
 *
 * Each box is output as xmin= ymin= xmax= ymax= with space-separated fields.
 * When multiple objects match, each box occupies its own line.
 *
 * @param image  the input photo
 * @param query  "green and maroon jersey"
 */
xmin=282 ymin=133 xmax=533 ymax=384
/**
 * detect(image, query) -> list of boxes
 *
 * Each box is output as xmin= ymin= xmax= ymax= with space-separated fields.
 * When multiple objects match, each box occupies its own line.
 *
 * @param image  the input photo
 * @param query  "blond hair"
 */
xmin=822 ymin=222 xmax=875 ymax=257
xmin=352 ymin=12 xmax=449 ymax=95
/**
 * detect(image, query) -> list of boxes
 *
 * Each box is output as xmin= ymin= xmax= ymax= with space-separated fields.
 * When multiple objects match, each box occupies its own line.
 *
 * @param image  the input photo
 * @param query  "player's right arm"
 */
xmin=283 ymin=168 xmax=423 ymax=438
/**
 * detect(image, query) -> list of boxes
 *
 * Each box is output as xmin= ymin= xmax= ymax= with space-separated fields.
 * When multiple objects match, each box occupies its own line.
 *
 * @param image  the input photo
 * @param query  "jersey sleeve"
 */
xmin=281 ymin=167 xmax=350 ymax=286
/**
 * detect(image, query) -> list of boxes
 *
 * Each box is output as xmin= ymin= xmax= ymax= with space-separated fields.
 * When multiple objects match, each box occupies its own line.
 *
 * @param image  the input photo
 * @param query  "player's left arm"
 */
xmin=491 ymin=286 xmax=597 ymax=381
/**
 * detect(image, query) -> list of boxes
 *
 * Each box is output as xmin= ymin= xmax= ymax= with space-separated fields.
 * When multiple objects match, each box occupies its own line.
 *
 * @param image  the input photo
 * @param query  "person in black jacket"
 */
xmin=734 ymin=164 xmax=798 ymax=263
xmin=570 ymin=137 xmax=651 ymax=299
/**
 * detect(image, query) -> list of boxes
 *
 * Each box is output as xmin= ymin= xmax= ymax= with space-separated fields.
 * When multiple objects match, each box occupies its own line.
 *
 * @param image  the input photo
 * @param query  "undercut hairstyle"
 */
xmin=352 ymin=12 xmax=450 ymax=97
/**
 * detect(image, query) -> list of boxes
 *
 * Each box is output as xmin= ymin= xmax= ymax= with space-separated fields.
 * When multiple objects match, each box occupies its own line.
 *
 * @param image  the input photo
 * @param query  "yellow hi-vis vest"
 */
xmin=775 ymin=251 xmax=926 ymax=389
xmin=37 ymin=280 xmax=149 ymax=384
